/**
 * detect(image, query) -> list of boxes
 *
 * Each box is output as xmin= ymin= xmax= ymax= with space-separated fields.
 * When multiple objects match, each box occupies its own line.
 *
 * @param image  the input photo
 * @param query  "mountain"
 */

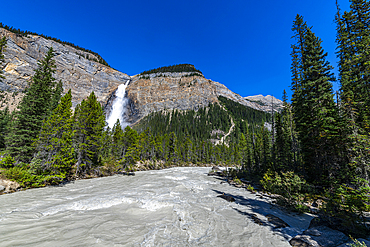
xmin=114 ymin=71 xmax=282 ymax=124
xmin=0 ymin=27 xmax=281 ymax=125
xmin=0 ymin=27 xmax=130 ymax=108
xmin=244 ymin=95 xmax=284 ymax=112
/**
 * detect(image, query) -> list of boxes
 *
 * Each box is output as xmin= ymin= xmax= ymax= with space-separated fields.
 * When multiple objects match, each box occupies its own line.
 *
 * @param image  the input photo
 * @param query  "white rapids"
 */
xmin=0 ymin=167 xmax=314 ymax=246
xmin=106 ymin=80 xmax=130 ymax=129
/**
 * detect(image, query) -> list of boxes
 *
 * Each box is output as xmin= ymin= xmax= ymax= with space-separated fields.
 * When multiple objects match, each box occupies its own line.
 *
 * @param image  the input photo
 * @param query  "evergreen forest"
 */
xmin=0 ymin=0 xmax=369 ymax=239
xmin=140 ymin=64 xmax=203 ymax=76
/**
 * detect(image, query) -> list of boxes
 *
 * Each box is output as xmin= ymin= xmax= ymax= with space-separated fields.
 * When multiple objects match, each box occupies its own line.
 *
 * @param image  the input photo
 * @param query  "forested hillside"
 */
xmin=140 ymin=64 xmax=203 ymax=76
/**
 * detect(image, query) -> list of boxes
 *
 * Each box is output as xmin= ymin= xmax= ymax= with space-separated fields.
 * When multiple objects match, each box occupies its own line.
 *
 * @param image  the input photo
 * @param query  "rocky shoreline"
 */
xmin=208 ymin=166 xmax=370 ymax=247
xmin=0 ymin=178 xmax=20 ymax=194
xmin=0 ymin=161 xmax=217 ymax=195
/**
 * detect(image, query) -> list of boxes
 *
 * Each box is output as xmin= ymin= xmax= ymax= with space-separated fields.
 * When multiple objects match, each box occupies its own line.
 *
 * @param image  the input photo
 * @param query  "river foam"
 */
xmin=0 ymin=167 xmax=314 ymax=246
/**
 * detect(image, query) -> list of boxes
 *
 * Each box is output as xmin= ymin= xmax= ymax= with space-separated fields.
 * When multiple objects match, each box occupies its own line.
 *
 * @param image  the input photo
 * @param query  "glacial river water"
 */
xmin=0 ymin=167 xmax=313 ymax=246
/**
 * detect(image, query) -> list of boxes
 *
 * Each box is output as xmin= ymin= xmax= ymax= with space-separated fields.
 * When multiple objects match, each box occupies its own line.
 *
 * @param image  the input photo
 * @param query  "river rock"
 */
xmin=266 ymin=214 xmax=290 ymax=228
xmin=217 ymin=194 xmax=235 ymax=202
xmin=212 ymin=166 xmax=221 ymax=171
xmin=289 ymin=235 xmax=320 ymax=247
xmin=290 ymin=226 xmax=350 ymax=247
xmin=0 ymin=185 xmax=5 ymax=191
xmin=251 ymin=214 xmax=265 ymax=226
xmin=0 ymin=179 xmax=20 ymax=192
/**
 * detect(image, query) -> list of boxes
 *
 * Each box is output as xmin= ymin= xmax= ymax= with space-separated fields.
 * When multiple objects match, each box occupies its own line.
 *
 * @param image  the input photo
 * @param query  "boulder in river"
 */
xmin=212 ymin=166 xmax=221 ymax=171
xmin=217 ymin=193 xmax=235 ymax=202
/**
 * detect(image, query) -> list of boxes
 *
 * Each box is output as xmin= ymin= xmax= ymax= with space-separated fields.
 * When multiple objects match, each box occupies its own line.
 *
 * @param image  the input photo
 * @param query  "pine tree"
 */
xmin=0 ymin=107 xmax=10 ymax=150
xmin=49 ymin=80 xmax=63 ymax=113
xmin=111 ymin=120 xmax=125 ymax=159
xmin=168 ymin=132 xmax=179 ymax=163
xmin=336 ymin=0 xmax=370 ymax=183
xmin=74 ymin=92 xmax=105 ymax=176
xmin=100 ymin=126 xmax=113 ymax=161
xmin=336 ymin=0 xmax=370 ymax=134
xmin=122 ymin=126 xmax=138 ymax=157
xmin=33 ymin=89 xmax=75 ymax=180
xmin=274 ymin=113 xmax=285 ymax=171
xmin=238 ymin=133 xmax=248 ymax=170
xmin=6 ymin=47 xmax=57 ymax=162
xmin=291 ymin=15 xmax=340 ymax=184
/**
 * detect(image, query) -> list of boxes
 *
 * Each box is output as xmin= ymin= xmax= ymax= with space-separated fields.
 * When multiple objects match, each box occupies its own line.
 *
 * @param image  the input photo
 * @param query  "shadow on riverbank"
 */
xmin=212 ymin=188 xmax=314 ymax=242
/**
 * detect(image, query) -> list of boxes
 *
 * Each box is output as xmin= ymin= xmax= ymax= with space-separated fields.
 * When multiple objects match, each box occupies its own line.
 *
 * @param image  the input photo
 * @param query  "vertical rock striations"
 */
xmin=0 ymin=27 xmax=282 ymax=126
xmin=0 ymin=28 xmax=130 ymax=108
xmin=123 ymin=72 xmax=283 ymax=125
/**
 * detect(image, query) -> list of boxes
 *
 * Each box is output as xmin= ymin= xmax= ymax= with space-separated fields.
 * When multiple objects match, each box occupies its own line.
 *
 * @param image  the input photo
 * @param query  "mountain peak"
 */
xmin=244 ymin=95 xmax=283 ymax=112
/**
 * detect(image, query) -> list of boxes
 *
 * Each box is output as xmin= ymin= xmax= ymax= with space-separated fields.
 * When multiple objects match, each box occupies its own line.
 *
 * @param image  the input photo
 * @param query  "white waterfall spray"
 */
xmin=106 ymin=80 xmax=130 ymax=129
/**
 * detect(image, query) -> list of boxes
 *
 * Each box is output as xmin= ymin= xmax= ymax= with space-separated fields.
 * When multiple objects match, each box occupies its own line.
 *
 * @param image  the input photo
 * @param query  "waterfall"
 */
xmin=106 ymin=80 xmax=130 ymax=129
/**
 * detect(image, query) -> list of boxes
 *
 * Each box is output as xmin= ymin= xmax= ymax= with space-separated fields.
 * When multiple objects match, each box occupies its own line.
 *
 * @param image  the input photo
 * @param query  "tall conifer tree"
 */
xmin=73 ymin=92 xmax=105 ymax=176
xmin=336 ymin=0 xmax=370 ymax=183
xmin=33 ymin=89 xmax=75 ymax=180
xmin=7 ymin=47 xmax=57 ymax=162
xmin=291 ymin=15 xmax=340 ymax=184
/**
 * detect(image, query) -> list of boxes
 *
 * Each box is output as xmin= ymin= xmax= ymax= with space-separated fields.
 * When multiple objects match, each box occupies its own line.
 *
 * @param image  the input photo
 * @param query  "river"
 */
xmin=0 ymin=167 xmax=313 ymax=246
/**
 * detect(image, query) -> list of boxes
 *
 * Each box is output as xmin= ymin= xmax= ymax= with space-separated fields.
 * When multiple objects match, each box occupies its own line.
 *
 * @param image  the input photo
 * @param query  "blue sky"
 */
xmin=1 ymin=0 xmax=352 ymax=100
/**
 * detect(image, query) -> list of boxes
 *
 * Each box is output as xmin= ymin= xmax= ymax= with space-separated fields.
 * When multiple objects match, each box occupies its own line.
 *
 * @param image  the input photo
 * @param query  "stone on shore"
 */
xmin=290 ymin=226 xmax=350 ymax=247
xmin=0 ymin=179 xmax=21 ymax=193
xmin=266 ymin=214 xmax=290 ymax=228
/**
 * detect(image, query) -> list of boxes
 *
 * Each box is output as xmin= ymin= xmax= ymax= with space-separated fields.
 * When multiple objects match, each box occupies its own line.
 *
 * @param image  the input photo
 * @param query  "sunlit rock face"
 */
xmin=0 ymin=27 xmax=282 ymax=124
xmin=124 ymin=73 xmax=219 ymax=124
xmin=0 ymin=28 xmax=130 ymax=108
xmin=244 ymin=94 xmax=284 ymax=112
xmin=123 ymin=73 xmax=283 ymax=125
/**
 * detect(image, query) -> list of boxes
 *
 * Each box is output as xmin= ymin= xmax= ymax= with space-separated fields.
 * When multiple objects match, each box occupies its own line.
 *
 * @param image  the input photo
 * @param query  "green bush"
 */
xmin=233 ymin=177 xmax=242 ymax=185
xmin=261 ymin=170 xmax=308 ymax=212
xmin=348 ymin=236 xmax=367 ymax=247
xmin=323 ymin=182 xmax=370 ymax=237
xmin=0 ymin=155 xmax=15 ymax=168
xmin=2 ymin=166 xmax=50 ymax=188
xmin=247 ymin=184 xmax=255 ymax=192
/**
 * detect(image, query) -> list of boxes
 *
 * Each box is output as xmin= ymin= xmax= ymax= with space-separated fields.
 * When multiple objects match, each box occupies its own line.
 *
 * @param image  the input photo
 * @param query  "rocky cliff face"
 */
xmin=120 ymin=72 xmax=283 ymax=125
xmin=0 ymin=28 xmax=130 ymax=108
xmin=244 ymin=94 xmax=284 ymax=112
xmin=122 ymin=73 xmax=218 ymax=124
xmin=0 ymin=27 xmax=281 ymax=126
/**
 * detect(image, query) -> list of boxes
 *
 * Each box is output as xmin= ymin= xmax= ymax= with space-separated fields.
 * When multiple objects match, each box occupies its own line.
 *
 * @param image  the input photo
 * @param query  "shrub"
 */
xmin=0 ymin=155 xmax=15 ymax=168
xmin=2 ymin=166 xmax=51 ymax=188
xmin=348 ymin=236 xmax=367 ymax=247
xmin=2 ymin=166 xmax=33 ymax=187
xmin=261 ymin=170 xmax=308 ymax=212
xmin=233 ymin=177 xmax=242 ymax=185
xmin=323 ymin=181 xmax=370 ymax=237
xmin=247 ymin=184 xmax=255 ymax=192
